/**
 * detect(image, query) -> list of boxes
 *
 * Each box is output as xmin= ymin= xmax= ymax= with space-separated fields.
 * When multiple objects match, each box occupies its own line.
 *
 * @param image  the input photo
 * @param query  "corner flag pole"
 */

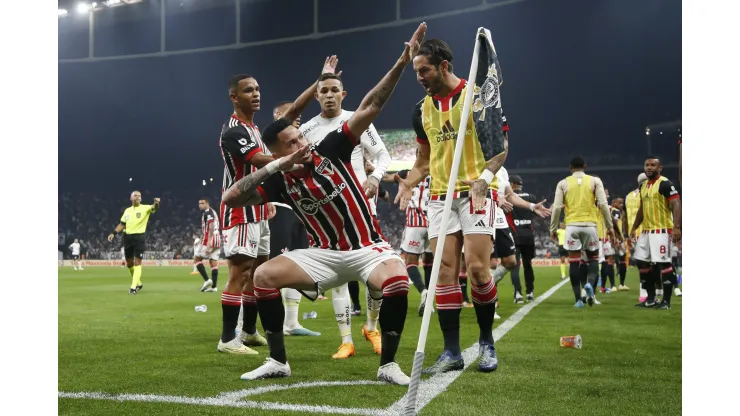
xmin=404 ymin=27 xmax=484 ymax=416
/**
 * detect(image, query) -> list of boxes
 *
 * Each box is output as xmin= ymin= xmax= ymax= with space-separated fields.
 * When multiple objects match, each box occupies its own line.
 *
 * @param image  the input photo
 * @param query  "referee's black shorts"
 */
xmin=557 ymin=245 xmax=568 ymax=258
xmin=269 ymin=205 xmax=309 ymax=258
xmin=123 ymin=233 xmax=147 ymax=259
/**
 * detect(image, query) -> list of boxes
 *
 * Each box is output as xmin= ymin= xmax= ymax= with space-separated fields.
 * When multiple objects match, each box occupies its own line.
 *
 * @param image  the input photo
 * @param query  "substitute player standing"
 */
xmin=396 ymin=38 xmax=508 ymax=373
xmin=630 ymin=156 xmax=682 ymax=309
xmin=223 ymin=23 xmax=426 ymax=383
xmin=299 ymin=72 xmax=391 ymax=359
xmin=549 ymin=158 xmax=614 ymax=307
xmin=108 ymin=191 xmax=160 ymax=294
xmin=195 ymin=198 xmax=221 ymax=292
xmin=69 ymin=239 xmax=83 ymax=271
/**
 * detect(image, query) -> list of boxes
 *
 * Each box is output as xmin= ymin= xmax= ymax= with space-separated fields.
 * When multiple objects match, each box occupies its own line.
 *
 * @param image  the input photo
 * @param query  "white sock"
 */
xmin=491 ymin=265 xmax=510 ymax=284
xmin=332 ymin=284 xmax=353 ymax=344
xmin=236 ymin=305 xmax=244 ymax=332
xmin=366 ymin=290 xmax=382 ymax=332
xmin=78 ymin=260 xmax=83 ymax=269
xmin=282 ymin=288 xmax=302 ymax=329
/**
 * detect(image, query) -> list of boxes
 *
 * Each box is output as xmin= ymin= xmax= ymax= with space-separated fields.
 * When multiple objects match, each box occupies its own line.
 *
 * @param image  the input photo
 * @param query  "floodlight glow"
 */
xmin=58 ymin=9 xmax=68 ymax=16
xmin=77 ymin=3 xmax=91 ymax=13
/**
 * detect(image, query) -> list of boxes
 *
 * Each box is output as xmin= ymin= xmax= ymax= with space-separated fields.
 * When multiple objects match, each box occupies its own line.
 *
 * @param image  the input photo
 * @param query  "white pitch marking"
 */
xmin=59 ymin=279 xmax=567 ymax=415
xmin=384 ymin=278 xmax=569 ymax=415
xmin=59 ymin=380 xmax=389 ymax=415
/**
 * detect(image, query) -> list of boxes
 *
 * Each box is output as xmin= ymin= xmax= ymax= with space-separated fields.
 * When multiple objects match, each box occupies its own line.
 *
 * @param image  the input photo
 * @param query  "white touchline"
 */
xmin=58 ymin=279 xmax=568 ymax=416
xmin=384 ymin=278 xmax=570 ymax=415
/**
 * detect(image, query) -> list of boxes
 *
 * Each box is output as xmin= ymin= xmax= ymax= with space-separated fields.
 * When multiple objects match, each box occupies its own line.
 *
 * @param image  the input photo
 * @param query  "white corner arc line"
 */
xmin=59 ymin=279 xmax=568 ymax=415
xmin=59 ymin=380 xmax=388 ymax=415
xmin=384 ymin=278 xmax=569 ymax=415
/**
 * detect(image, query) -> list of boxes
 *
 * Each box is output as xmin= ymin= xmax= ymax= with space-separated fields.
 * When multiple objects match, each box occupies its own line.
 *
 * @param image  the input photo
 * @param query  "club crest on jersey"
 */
xmin=315 ymin=158 xmax=334 ymax=176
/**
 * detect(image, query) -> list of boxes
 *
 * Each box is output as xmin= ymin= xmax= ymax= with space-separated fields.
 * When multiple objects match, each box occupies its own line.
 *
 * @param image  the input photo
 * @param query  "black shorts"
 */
xmin=558 ymin=245 xmax=568 ymax=258
xmin=73 ymin=255 xmax=80 ymax=260
xmin=269 ymin=205 xmax=309 ymax=258
xmin=492 ymin=227 xmax=516 ymax=259
xmin=123 ymin=233 xmax=146 ymax=259
xmin=516 ymin=243 xmax=535 ymax=262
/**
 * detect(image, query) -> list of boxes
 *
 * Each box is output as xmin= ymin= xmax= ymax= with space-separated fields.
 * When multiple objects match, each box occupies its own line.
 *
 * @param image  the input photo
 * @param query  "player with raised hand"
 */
xmin=108 ymin=191 xmax=160 ymax=294
xmin=222 ymin=22 xmax=427 ymax=384
xmin=299 ymin=62 xmax=392 ymax=359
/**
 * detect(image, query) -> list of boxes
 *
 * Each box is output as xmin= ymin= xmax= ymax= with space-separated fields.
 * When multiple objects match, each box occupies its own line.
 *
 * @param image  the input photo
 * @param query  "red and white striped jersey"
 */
xmin=257 ymin=123 xmax=385 ymax=251
xmin=397 ymin=170 xmax=430 ymax=228
xmin=219 ymin=114 xmax=269 ymax=228
xmin=201 ymin=207 xmax=222 ymax=248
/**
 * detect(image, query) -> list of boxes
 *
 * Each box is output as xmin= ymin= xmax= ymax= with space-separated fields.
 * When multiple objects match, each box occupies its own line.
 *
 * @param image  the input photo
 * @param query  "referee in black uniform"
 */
xmin=508 ymin=175 xmax=538 ymax=301
xmin=108 ymin=191 xmax=160 ymax=294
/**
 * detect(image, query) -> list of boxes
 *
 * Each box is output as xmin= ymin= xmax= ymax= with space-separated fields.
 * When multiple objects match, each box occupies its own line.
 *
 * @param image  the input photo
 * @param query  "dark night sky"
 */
xmin=58 ymin=0 xmax=681 ymax=192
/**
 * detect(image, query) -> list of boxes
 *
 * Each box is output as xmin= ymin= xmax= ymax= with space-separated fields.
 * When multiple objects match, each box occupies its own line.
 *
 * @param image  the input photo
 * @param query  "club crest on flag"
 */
xmin=472 ymin=63 xmax=501 ymax=121
xmin=471 ymin=27 xmax=507 ymax=161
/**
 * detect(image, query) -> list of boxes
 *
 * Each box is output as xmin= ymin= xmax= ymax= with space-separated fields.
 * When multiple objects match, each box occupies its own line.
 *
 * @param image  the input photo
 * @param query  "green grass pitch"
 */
xmin=58 ymin=266 xmax=681 ymax=415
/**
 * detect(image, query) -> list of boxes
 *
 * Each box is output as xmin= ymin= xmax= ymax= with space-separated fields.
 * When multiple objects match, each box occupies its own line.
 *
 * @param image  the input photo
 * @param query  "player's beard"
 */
xmin=426 ymin=73 xmax=445 ymax=97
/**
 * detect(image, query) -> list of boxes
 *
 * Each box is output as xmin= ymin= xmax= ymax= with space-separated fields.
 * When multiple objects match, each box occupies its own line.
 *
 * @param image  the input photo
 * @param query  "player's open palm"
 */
xmin=279 ymin=144 xmax=311 ymax=171
xmin=322 ymin=55 xmax=342 ymax=76
xmin=400 ymin=22 xmax=427 ymax=65
xmin=533 ymin=199 xmax=551 ymax=218
xmin=461 ymin=179 xmax=489 ymax=212
xmin=394 ymin=178 xmax=414 ymax=210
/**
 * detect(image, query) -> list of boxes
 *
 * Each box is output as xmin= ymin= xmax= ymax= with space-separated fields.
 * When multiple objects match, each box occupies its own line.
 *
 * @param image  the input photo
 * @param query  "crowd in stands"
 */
xmin=58 ymin=163 xmax=678 ymax=260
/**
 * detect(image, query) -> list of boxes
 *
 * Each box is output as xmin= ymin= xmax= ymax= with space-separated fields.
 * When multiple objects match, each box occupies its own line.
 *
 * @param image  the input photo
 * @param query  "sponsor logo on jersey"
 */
xmin=408 ymin=240 xmax=421 ymax=247
xmin=366 ymin=128 xmax=377 ymax=146
xmin=297 ymin=183 xmax=347 ymax=215
xmin=429 ymin=120 xmax=472 ymax=143
xmin=238 ymin=138 xmax=257 ymax=154
xmin=301 ymin=122 xmax=320 ymax=139
xmin=513 ymin=219 xmax=532 ymax=226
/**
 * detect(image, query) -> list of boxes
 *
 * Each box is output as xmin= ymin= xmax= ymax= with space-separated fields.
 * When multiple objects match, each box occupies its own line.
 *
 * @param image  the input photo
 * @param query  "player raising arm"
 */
xmin=222 ymin=22 xmax=427 ymax=384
